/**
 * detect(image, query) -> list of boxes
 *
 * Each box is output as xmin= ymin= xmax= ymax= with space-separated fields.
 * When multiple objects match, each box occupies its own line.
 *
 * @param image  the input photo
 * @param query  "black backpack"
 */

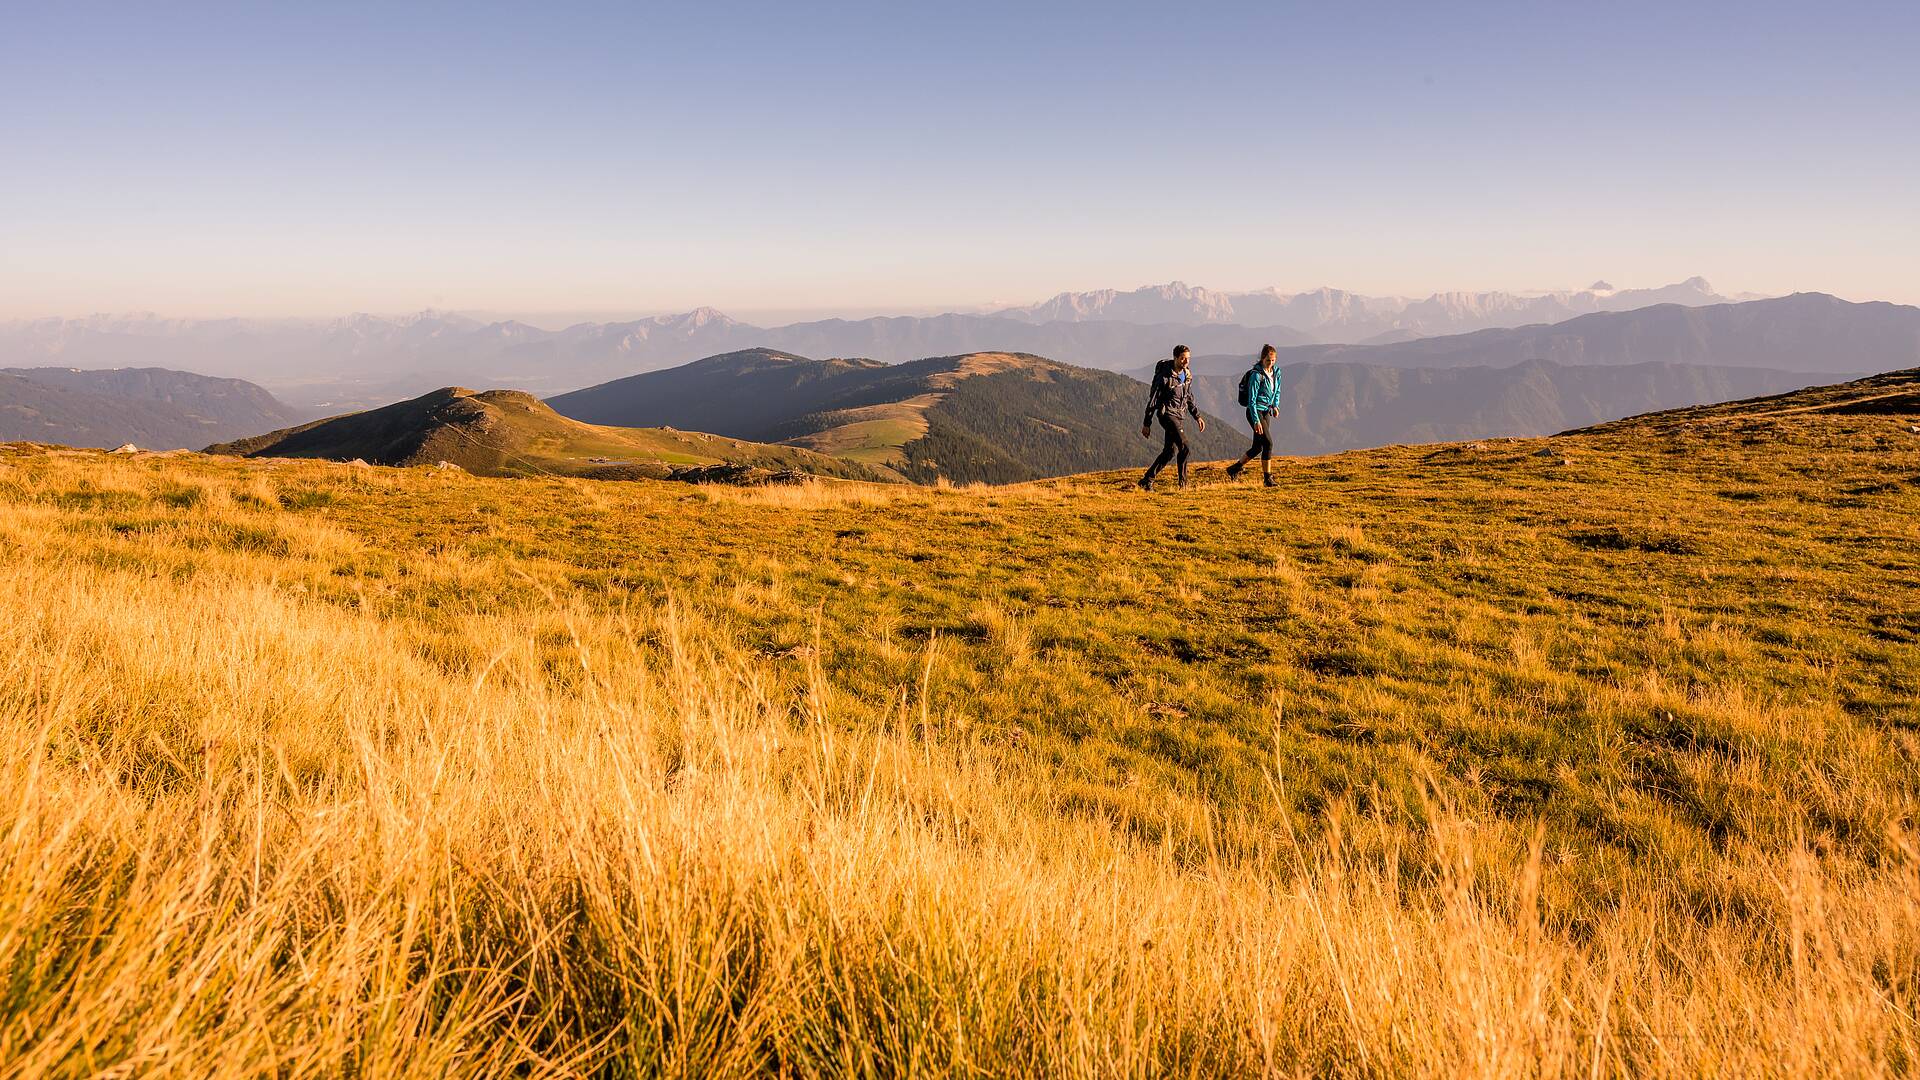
xmin=1236 ymin=368 xmax=1256 ymax=407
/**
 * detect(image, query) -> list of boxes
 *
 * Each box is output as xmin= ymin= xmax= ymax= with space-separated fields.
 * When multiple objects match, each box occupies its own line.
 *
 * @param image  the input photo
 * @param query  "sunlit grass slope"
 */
xmin=0 ymin=371 xmax=1916 ymax=1076
xmin=206 ymin=385 xmax=894 ymax=482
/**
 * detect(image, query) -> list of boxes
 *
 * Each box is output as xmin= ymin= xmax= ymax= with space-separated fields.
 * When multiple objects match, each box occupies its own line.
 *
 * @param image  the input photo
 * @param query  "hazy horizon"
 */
xmin=5 ymin=2 xmax=1917 ymax=319
xmin=0 ymin=275 xmax=1843 ymax=328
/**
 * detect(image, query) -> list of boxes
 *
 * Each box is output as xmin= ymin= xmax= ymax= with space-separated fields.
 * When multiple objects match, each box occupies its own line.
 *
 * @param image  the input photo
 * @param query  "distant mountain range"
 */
xmin=0 ymin=308 xmax=1310 ymax=408
xmin=0 ymin=277 xmax=1766 ymax=408
xmin=1172 ymin=359 xmax=1835 ymax=455
xmin=993 ymin=277 xmax=1762 ymax=342
xmin=0 ymin=366 xmax=308 ymax=449
xmin=207 ymin=387 xmax=893 ymax=482
xmin=549 ymin=349 xmax=1243 ymax=484
xmin=10 ymin=291 xmax=1917 ymax=468
xmin=1182 ymin=293 xmax=1920 ymax=377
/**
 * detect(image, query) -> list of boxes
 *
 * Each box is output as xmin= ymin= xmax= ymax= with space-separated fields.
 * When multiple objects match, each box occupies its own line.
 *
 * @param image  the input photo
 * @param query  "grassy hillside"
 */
xmin=893 ymin=361 xmax=1233 ymax=483
xmin=551 ymin=348 xmax=1244 ymax=484
xmin=546 ymin=348 xmax=917 ymax=438
xmin=1578 ymin=362 xmax=1920 ymax=428
xmin=0 ymin=370 xmax=1915 ymax=1075
xmin=207 ymin=385 xmax=895 ymax=482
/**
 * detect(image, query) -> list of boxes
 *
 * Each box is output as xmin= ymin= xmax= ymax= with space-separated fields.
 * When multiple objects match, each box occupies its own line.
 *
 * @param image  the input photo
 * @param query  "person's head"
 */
xmin=1173 ymin=344 xmax=1191 ymax=369
xmin=1260 ymin=344 xmax=1276 ymax=369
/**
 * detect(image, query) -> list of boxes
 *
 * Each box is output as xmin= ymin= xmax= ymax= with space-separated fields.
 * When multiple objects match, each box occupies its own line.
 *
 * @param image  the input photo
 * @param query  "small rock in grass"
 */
xmin=109 ymin=443 xmax=139 ymax=454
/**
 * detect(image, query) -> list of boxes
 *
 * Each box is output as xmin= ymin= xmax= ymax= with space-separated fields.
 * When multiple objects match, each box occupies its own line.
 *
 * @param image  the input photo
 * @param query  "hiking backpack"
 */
xmin=1236 ymin=368 xmax=1256 ymax=407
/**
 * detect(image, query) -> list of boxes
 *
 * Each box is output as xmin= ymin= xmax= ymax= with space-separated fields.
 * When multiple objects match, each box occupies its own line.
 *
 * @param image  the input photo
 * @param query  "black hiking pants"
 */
xmin=1244 ymin=429 xmax=1272 ymax=462
xmin=1145 ymin=413 xmax=1190 ymax=483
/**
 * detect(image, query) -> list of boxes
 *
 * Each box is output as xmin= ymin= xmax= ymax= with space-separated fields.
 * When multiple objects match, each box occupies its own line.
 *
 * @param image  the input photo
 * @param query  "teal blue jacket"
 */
xmin=1243 ymin=365 xmax=1281 ymax=429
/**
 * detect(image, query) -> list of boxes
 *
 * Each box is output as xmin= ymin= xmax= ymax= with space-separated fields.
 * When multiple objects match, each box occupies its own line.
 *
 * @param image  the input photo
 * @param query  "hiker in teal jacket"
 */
xmin=1225 ymin=344 xmax=1282 ymax=486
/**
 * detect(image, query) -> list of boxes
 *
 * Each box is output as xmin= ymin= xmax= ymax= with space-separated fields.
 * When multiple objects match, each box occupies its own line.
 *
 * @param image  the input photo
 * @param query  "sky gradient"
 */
xmin=4 ymin=0 xmax=1917 ymax=318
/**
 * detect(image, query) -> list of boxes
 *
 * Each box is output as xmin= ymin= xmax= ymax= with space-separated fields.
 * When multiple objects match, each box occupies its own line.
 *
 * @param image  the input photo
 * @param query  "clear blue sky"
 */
xmin=4 ymin=0 xmax=1916 ymax=318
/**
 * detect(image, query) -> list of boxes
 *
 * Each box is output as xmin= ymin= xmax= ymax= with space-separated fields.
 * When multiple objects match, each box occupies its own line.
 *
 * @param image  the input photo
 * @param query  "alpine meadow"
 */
xmin=8 ymin=3 xmax=1920 ymax=1076
xmin=2 ymin=372 xmax=1916 ymax=1076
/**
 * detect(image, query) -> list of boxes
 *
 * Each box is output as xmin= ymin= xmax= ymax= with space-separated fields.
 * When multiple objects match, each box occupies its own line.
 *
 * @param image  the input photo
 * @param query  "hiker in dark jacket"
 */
xmin=1226 ymin=344 xmax=1282 ymax=486
xmin=1139 ymin=344 xmax=1206 ymax=490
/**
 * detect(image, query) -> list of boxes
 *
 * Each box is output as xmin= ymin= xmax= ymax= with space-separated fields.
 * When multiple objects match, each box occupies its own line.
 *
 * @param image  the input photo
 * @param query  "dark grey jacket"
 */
xmin=1143 ymin=359 xmax=1201 ymax=426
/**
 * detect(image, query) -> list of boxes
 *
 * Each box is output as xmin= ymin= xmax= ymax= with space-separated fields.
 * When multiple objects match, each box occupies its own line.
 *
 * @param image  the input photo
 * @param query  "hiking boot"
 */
xmin=1263 ymin=475 xmax=1279 ymax=487
xmin=1137 ymin=475 xmax=1154 ymax=492
xmin=1225 ymin=461 xmax=1245 ymax=481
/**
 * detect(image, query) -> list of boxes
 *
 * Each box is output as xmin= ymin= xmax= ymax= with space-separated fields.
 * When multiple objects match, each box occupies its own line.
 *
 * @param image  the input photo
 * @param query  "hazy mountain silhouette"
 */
xmin=0 ymin=310 xmax=1308 ymax=408
xmin=1179 ymin=294 xmax=1918 ymax=377
xmin=1173 ymin=358 xmax=1836 ymax=454
xmin=995 ymin=277 xmax=1752 ymax=342
xmin=0 ymin=366 xmax=308 ymax=449
xmin=10 ymin=290 xmax=1900 ymax=414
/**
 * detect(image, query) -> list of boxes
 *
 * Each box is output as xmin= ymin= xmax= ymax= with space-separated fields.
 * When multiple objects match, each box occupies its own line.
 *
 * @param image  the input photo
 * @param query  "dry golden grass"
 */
xmin=0 ymin=438 xmax=1915 ymax=1077
xmin=694 ymin=477 xmax=927 ymax=510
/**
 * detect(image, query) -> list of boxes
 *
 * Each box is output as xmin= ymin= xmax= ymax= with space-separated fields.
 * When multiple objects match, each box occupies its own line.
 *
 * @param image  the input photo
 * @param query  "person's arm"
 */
xmin=1142 ymin=366 xmax=1161 ymax=430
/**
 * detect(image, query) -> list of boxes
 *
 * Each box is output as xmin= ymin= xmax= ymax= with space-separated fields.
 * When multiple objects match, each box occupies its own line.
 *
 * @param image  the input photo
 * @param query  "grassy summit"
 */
xmin=207 ymin=385 xmax=894 ymax=481
xmin=548 ymin=348 xmax=1245 ymax=483
xmin=1 ymin=370 xmax=1916 ymax=1075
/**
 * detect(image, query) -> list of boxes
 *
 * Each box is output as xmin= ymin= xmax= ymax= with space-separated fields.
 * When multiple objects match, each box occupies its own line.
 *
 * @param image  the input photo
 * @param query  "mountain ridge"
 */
xmin=1172 ymin=357 xmax=1837 ymax=455
xmin=1189 ymin=293 xmax=1919 ymax=376
xmin=550 ymin=348 xmax=1244 ymax=485
xmin=0 ymin=309 xmax=1314 ymax=406
xmin=994 ymin=276 xmax=1756 ymax=340
xmin=206 ymin=385 xmax=895 ymax=482
xmin=4 ymin=277 xmax=1781 ymax=408
xmin=0 ymin=366 xmax=308 ymax=449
